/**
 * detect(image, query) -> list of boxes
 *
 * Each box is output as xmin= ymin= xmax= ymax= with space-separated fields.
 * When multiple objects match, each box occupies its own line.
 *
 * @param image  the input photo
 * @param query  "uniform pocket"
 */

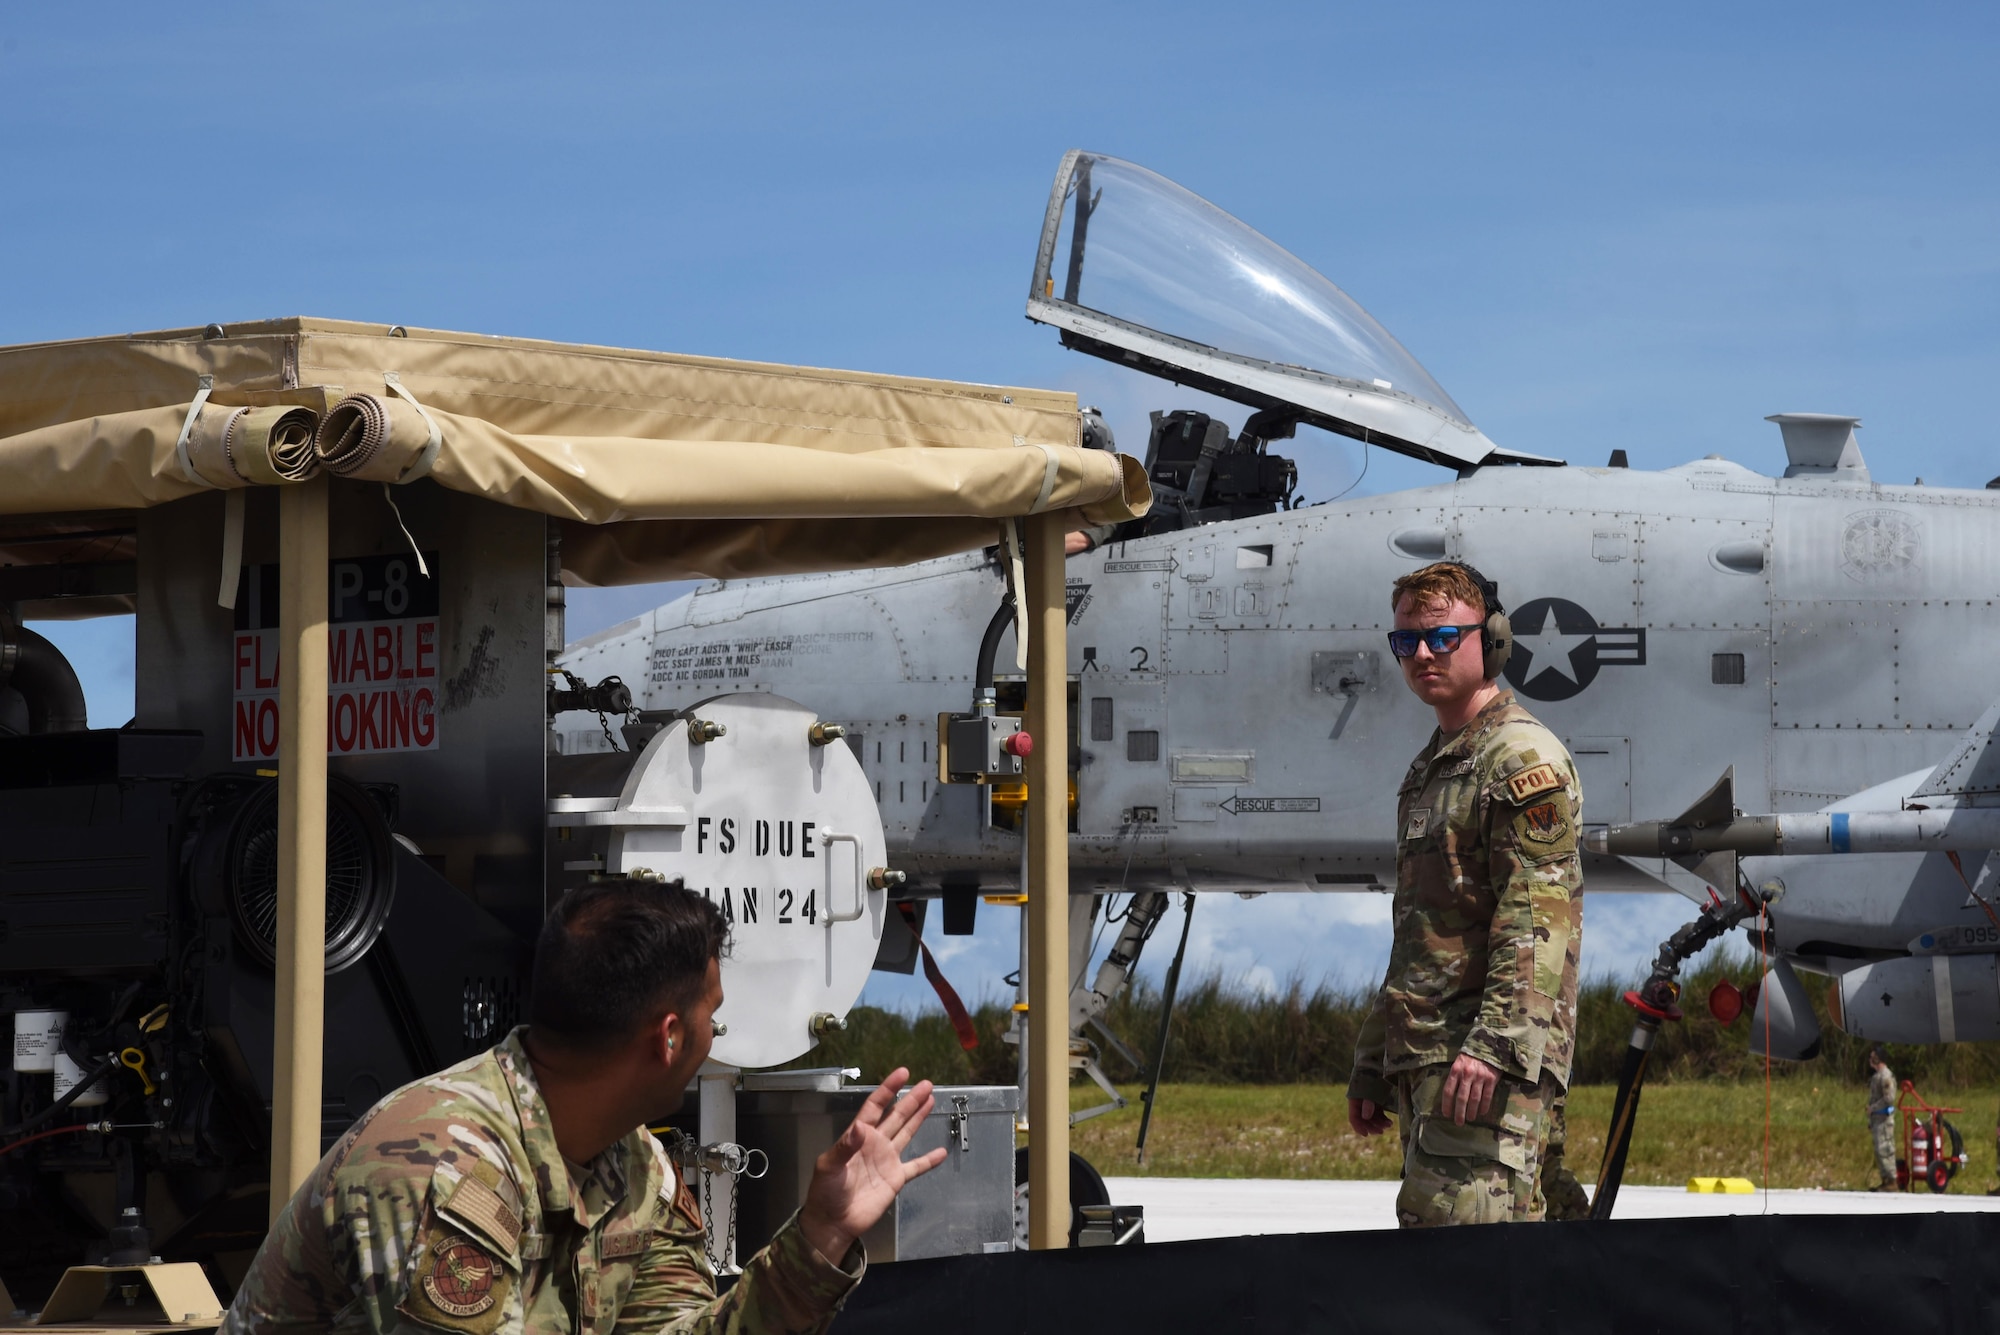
xmin=1530 ymin=884 xmax=1571 ymax=999
xmin=1416 ymin=1115 xmax=1528 ymax=1173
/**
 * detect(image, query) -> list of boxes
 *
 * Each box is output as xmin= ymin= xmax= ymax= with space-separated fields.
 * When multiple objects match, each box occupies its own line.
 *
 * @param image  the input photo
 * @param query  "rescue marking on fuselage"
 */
xmin=1218 ymin=796 xmax=1320 ymax=814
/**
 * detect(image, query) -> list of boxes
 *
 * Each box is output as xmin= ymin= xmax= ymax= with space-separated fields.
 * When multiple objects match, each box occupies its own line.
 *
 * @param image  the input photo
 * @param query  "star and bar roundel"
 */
xmin=1503 ymin=597 xmax=1646 ymax=702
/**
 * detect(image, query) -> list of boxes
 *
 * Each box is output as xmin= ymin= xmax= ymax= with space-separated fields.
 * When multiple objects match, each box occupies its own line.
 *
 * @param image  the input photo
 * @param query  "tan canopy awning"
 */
xmin=0 ymin=318 xmax=1149 ymax=582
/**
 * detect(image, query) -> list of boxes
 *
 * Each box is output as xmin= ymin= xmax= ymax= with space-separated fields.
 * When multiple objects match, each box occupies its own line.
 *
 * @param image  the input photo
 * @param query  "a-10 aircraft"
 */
xmin=557 ymin=150 xmax=2000 ymax=1094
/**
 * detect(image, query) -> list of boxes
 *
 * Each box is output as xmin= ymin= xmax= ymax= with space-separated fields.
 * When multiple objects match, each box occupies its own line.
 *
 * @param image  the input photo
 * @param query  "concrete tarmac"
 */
xmin=1103 ymin=1176 xmax=2000 ymax=1242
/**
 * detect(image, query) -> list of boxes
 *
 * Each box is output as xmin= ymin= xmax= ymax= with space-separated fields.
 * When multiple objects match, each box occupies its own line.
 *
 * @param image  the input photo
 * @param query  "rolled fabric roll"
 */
xmin=184 ymin=404 xmax=251 ymax=485
xmin=183 ymin=404 xmax=321 ymax=485
xmin=255 ymin=405 xmax=322 ymax=482
xmin=316 ymin=393 xmax=433 ymax=482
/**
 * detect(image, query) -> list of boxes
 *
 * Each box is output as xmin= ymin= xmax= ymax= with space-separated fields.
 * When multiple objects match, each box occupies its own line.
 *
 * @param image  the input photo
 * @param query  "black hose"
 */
xmin=1590 ymin=1019 xmax=1660 ymax=1220
xmin=0 ymin=1053 xmax=118 ymax=1140
xmin=974 ymin=592 xmax=1016 ymax=695
xmin=3 ymin=626 xmax=88 ymax=732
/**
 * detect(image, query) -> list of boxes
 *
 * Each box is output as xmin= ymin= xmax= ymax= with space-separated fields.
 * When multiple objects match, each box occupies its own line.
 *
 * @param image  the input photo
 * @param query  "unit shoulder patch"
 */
xmin=1521 ymin=801 xmax=1566 ymax=843
xmin=1503 ymin=762 xmax=1563 ymax=805
xmin=403 ymin=1231 xmax=513 ymax=1334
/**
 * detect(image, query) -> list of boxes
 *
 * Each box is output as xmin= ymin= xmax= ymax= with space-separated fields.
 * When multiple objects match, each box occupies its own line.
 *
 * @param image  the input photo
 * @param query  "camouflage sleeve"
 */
xmin=222 ymin=1127 xmax=429 ymax=1335
xmin=1346 ymin=986 xmax=1394 ymax=1107
xmin=625 ymin=1197 xmax=863 ymax=1335
xmin=1460 ymin=758 xmax=1580 ymax=1083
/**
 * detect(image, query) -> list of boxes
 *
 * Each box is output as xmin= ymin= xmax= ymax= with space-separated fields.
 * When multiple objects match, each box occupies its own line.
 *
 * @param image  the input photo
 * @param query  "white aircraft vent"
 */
xmin=1767 ymin=413 xmax=1869 ymax=484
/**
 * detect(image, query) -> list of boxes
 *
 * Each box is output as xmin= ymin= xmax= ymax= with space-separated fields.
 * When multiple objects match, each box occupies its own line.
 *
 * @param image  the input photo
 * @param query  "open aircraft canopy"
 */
xmin=1026 ymin=150 xmax=1555 ymax=470
xmin=0 ymin=317 xmax=1150 ymax=584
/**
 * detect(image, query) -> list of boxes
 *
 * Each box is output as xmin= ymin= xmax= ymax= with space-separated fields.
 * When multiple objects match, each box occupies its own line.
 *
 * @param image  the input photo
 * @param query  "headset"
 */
xmin=1448 ymin=561 xmax=1514 ymax=681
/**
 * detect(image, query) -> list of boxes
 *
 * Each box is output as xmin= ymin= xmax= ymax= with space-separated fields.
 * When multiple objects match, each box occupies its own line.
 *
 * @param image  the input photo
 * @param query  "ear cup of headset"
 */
xmin=1482 ymin=610 xmax=1512 ymax=680
xmin=1447 ymin=559 xmax=1512 ymax=680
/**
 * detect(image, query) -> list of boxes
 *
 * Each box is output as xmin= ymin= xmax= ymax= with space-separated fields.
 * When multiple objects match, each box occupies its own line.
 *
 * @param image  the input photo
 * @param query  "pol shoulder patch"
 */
xmin=1505 ymin=762 xmax=1563 ymax=804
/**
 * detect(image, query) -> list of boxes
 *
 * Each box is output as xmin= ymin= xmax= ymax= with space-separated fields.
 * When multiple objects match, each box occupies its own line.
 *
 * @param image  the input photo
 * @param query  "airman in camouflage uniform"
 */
xmin=225 ymin=1029 xmax=855 ymax=1335
xmin=226 ymin=876 xmax=942 ymax=1335
xmin=1347 ymin=563 xmax=1584 ymax=1227
xmin=1867 ymin=1047 xmax=1898 ymax=1190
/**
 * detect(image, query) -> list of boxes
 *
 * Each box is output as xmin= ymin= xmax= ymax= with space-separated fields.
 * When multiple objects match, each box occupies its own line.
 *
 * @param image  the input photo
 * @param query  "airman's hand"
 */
xmin=797 ymin=1068 xmax=947 ymax=1264
xmin=1348 ymin=1097 xmax=1391 ymax=1137
xmin=1440 ymin=1052 xmax=1500 ymax=1126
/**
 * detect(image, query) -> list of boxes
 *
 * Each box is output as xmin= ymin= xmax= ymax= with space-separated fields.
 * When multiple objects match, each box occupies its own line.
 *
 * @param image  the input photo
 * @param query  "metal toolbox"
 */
xmin=735 ymin=1080 xmax=1018 ymax=1261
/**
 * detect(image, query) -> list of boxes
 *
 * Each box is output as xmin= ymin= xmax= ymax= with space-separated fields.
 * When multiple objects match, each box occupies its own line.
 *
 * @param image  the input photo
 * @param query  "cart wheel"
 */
xmin=1928 ymin=1157 xmax=1952 ymax=1193
xmin=1012 ymin=1147 xmax=1110 ymax=1248
xmin=1942 ymin=1119 xmax=1965 ymax=1181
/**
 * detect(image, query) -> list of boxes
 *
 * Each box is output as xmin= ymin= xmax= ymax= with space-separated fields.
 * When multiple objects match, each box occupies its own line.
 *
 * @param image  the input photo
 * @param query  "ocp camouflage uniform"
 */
xmin=1869 ymin=1061 xmax=1898 ymax=1186
xmin=1348 ymin=691 xmax=1584 ymax=1226
xmin=224 ymin=1028 xmax=859 ymax=1335
xmin=1539 ymin=1095 xmax=1591 ymax=1221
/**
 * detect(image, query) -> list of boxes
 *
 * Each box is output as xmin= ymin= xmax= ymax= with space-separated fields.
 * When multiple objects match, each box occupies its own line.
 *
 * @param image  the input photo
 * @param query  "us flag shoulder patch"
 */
xmin=1505 ymin=762 xmax=1563 ymax=803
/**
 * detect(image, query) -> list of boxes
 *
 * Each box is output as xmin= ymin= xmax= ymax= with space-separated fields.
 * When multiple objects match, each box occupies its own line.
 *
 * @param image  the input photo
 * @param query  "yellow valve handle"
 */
xmin=119 ymin=1047 xmax=157 ymax=1096
xmin=137 ymin=1004 xmax=170 ymax=1035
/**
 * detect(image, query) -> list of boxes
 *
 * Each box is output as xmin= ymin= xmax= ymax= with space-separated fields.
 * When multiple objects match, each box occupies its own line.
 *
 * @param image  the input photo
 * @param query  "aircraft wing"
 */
xmin=1910 ymin=695 xmax=2000 ymax=806
xmin=1025 ymin=150 xmax=1553 ymax=471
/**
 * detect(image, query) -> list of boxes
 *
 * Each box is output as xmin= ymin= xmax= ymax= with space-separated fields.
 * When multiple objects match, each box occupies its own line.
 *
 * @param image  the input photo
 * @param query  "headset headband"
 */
xmin=1449 ymin=561 xmax=1504 ymax=619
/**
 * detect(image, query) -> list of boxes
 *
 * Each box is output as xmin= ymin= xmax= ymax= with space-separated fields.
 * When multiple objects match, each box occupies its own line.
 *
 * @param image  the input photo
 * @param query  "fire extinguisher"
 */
xmin=1910 ymin=1117 xmax=1931 ymax=1178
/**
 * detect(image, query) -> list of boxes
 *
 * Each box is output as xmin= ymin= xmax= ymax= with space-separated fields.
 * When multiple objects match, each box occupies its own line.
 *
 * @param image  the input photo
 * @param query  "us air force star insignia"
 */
xmin=423 ymin=1234 xmax=499 ymax=1317
xmin=1405 ymin=808 xmax=1432 ymax=840
xmin=1510 ymin=614 xmax=1593 ymax=686
xmin=1506 ymin=763 xmax=1562 ymax=803
xmin=1503 ymin=598 xmax=1647 ymax=703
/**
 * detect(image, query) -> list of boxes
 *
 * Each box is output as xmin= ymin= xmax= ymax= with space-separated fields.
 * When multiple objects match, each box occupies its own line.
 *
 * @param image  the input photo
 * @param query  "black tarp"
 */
xmin=832 ymin=1212 xmax=2000 ymax=1333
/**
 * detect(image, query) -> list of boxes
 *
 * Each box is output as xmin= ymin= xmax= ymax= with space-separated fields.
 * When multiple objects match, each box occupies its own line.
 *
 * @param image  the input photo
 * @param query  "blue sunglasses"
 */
xmin=1387 ymin=624 xmax=1485 ymax=659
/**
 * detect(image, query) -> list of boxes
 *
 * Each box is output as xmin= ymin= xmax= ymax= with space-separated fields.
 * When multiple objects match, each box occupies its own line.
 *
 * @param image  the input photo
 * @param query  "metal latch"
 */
xmin=948 ymin=1094 xmax=971 ymax=1153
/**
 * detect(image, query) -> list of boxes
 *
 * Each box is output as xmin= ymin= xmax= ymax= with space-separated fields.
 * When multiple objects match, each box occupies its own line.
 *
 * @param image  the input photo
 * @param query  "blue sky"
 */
xmin=8 ymin=3 xmax=1997 ymax=1010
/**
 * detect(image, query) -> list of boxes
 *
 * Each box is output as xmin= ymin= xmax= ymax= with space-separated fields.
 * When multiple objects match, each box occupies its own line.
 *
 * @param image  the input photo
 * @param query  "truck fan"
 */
xmin=192 ymin=776 xmax=397 ymax=974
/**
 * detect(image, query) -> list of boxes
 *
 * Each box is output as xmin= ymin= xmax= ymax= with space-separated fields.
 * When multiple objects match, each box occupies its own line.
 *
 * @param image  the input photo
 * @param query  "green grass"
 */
xmin=796 ymin=948 xmax=2000 ymax=1091
xmin=788 ymin=950 xmax=2000 ymax=1192
xmin=1068 ymin=1080 xmax=2000 ymax=1192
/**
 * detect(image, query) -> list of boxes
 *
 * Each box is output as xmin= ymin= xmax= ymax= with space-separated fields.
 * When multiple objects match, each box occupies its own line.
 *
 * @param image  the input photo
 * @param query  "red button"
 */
xmin=1003 ymin=732 xmax=1033 ymax=758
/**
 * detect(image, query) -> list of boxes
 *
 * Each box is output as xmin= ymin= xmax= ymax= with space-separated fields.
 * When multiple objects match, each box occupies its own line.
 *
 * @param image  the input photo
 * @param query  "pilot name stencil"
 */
xmin=648 ymin=631 xmax=875 ymax=683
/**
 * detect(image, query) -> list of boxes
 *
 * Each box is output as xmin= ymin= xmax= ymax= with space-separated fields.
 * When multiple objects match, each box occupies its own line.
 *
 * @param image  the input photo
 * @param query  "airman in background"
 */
xmin=1347 ymin=561 xmax=1585 ymax=1226
xmin=225 ymin=875 xmax=944 ymax=1335
xmin=1867 ymin=1047 xmax=1898 ymax=1191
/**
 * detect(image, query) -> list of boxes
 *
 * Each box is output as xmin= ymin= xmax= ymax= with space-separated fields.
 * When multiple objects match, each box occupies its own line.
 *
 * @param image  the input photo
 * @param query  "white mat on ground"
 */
xmin=1103 ymin=1177 xmax=2000 ymax=1242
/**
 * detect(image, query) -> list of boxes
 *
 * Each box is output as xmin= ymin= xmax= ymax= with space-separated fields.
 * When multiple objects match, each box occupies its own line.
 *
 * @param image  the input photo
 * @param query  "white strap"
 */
xmin=173 ymin=375 xmax=217 ymax=485
xmin=1028 ymin=442 xmax=1061 ymax=513
xmin=381 ymin=484 xmax=432 ymax=577
xmin=383 ymin=371 xmax=443 ymax=482
xmin=217 ymin=488 xmax=246 ymax=608
xmin=1003 ymin=518 xmax=1029 ymax=671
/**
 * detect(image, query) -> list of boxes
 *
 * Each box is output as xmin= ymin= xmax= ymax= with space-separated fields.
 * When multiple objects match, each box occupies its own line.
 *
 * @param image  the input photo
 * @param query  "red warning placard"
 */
xmin=231 ymin=553 xmax=441 ymax=760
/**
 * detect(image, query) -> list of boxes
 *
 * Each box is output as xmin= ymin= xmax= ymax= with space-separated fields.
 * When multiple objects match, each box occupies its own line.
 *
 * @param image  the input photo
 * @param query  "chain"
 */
xmin=663 ymin=1129 xmax=766 ymax=1274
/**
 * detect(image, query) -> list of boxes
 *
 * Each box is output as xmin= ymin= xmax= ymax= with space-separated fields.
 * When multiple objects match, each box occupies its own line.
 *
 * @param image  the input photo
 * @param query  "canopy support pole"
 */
xmin=1024 ymin=512 xmax=1069 ymax=1250
xmin=270 ymin=476 xmax=329 ymax=1222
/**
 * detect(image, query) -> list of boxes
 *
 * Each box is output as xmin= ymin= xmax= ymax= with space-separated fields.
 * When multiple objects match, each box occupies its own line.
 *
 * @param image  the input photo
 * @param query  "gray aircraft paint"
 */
xmin=557 ymin=151 xmax=2000 ymax=1051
